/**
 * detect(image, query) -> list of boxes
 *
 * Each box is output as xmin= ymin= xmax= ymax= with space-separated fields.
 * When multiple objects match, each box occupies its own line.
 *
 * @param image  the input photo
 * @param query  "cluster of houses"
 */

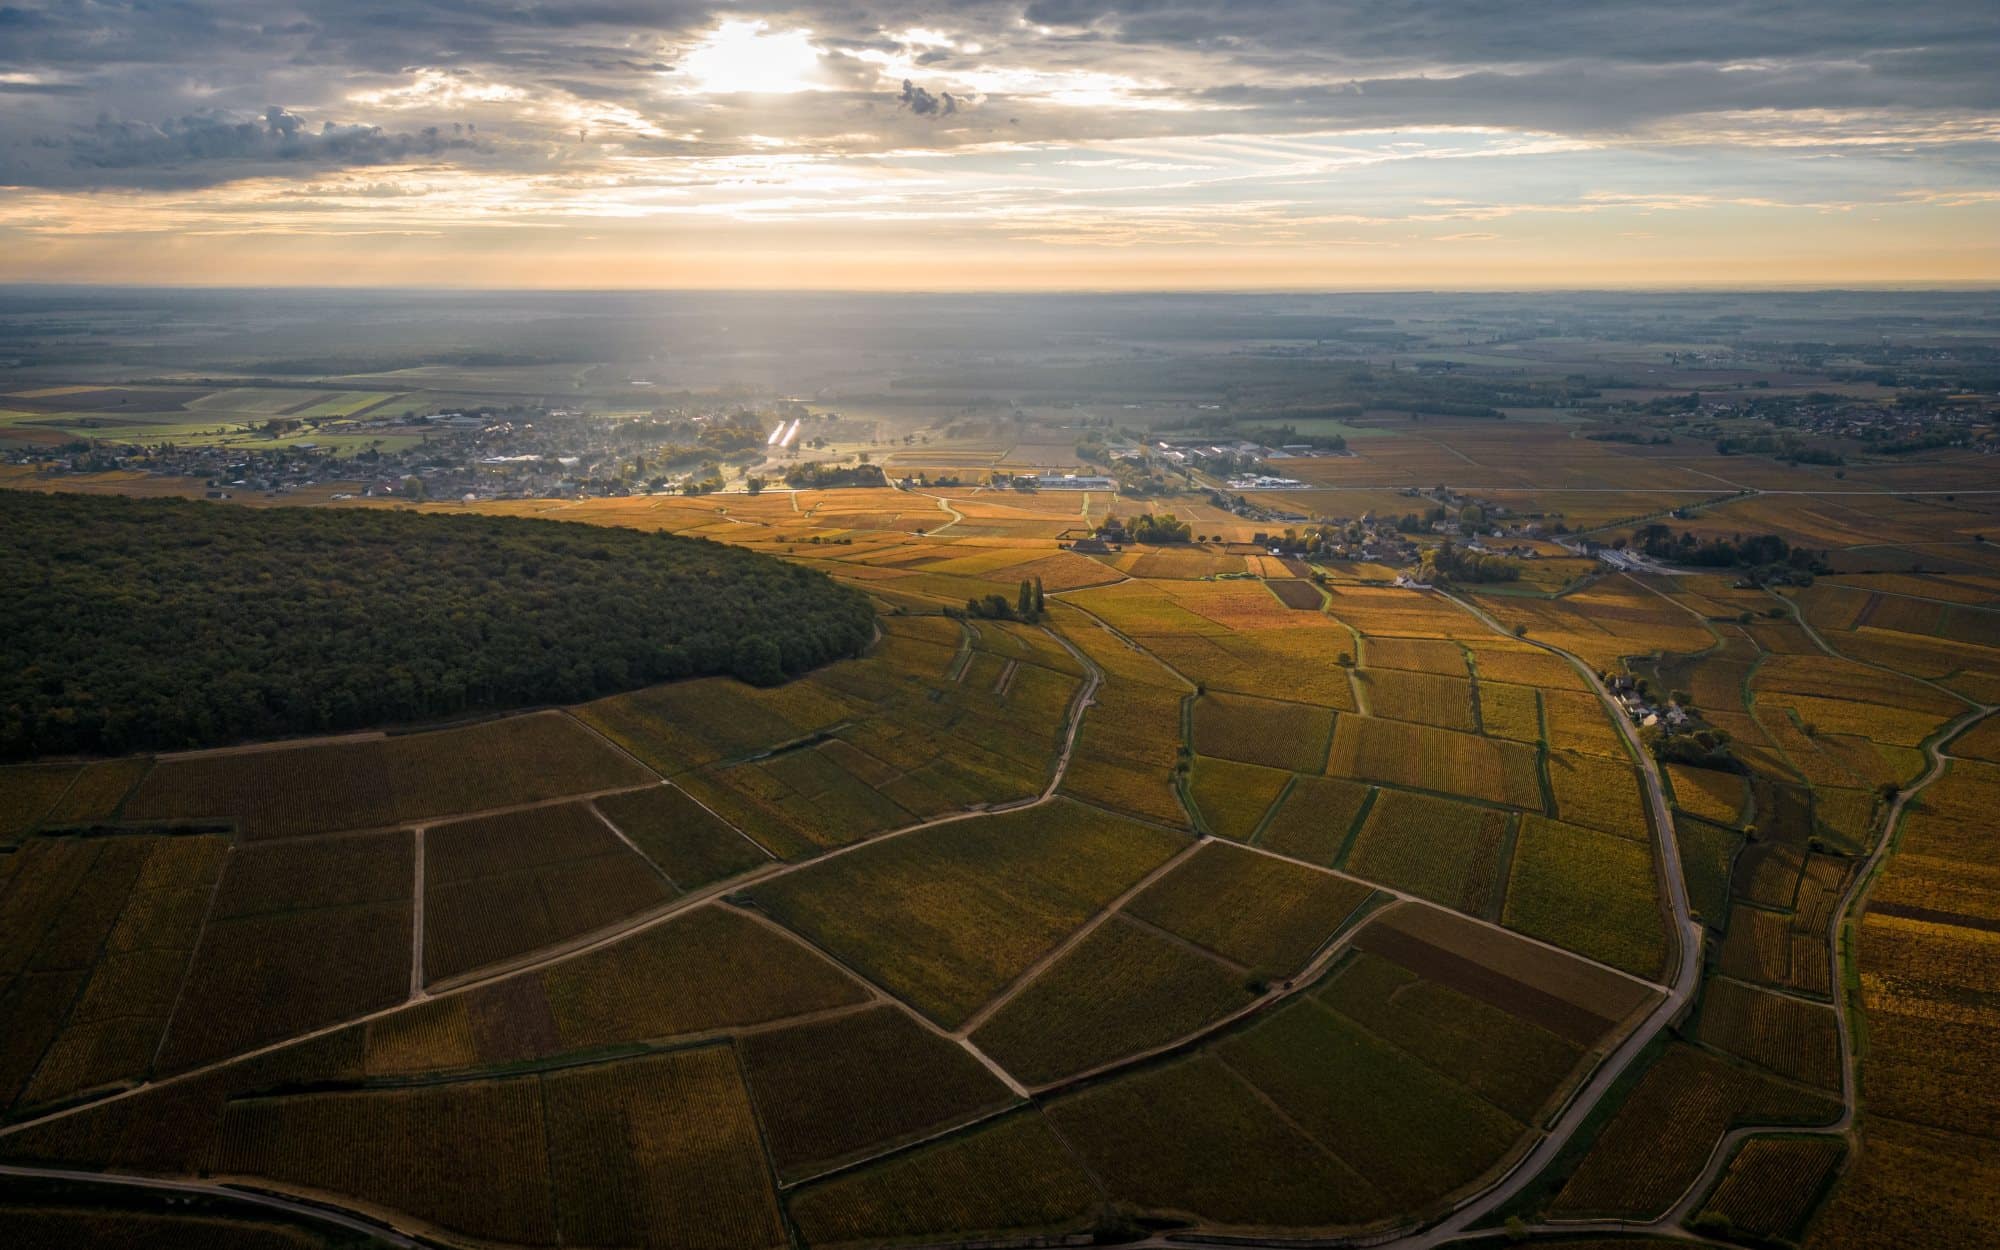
xmin=1608 ymin=675 xmax=1692 ymax=731
xmin=8 ymin=402 xmax=786 ymax=503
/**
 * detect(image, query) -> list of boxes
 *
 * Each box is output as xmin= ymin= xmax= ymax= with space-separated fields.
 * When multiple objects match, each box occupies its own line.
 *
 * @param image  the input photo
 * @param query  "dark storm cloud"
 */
xmin=899 ymin=80 xmax=958 ymax=117
xmin=68 ymin=108 xmax=478 ymax=169
xmin=0 ymin=0 xmax=1994 ymax=189
xmin=7 ymin=105 xmax=485 ymax=189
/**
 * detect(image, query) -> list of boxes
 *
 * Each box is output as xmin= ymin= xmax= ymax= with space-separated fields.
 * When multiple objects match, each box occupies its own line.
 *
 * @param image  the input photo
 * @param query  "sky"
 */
xmin=0 ymin=1 xmax=1996 ymax=289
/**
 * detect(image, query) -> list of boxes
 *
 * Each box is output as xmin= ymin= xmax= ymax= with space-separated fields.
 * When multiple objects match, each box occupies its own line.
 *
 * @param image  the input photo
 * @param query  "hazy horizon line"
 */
xmin=6 ymin=279 xmax=1998 ymax=296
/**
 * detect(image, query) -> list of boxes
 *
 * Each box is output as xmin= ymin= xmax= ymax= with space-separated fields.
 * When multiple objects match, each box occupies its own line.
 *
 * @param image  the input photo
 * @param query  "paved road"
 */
xmin=1485 ymin=580 xmax=1996 ymax=1244
xmin=1385 ymin=591 xmax=1704 ymax=1248
xmin=0 ymin=1164 xmax=418 ymax=1247
xmin=1120 ymin=585 xmax=1704 ymax=1250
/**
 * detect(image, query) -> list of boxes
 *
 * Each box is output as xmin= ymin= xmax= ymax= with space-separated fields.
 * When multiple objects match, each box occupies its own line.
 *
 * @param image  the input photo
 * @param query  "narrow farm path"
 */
xmin=408 ymin=827 xmax=426 ymax=1000
xmin=1649 ymin=699 xmax=1995 ymax=1231
xmin=0 ymin=626 xmax=1100 ymax=1134
xmin=952 ymin=838 xmax=1206 ymax=1040
xmin=722 ymin=904 xmax=1032 ymax=1100
xmin=890 ymin=473 xmax=965 ymax=535
xmin=1498 ymin=700 xmax=1996 ymax=1249
xmin=1775 ymin=582 xmax=1978 ymax=707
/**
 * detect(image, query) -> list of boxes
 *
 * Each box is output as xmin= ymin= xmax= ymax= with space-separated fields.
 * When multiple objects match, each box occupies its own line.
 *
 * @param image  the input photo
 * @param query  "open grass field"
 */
xmin=1314 ymin=949 xmax=1585 ymax=1122
xmin=1191 ymin=692 xmax=1337 ymax=772
xmin=1255 ymin=775 xmax=1375 ymax=865
xmin=1546 ymin=1044 xmax=1837 ymax=1220
xmin=1124 ymin=842 xmax=1374 ymax=979
xmin=747 ymin=800 xmax=1188 ymax=1027
xmin=1502 ymin=815 xmax=1668 ymax=979
xmin=156 ymin=832 xmax=412 ymax=1072
xmin=0 ymin=833 xmax=228 ymax=1110
xmin=1700 ymin=1135 xmax=1848 ymax=1244
xmin=1188 ymin=756 xmax=1291 ymax=840
xmin=1326 ymin=716 xmax=1544 ymax=809
xmin=123 ymin=712 xmax=652 ymax=840
xmin=1343 ymin=790 xmax=1512 ymax=918
xmin=1214 ymin=993 xmax=1523 ymax=1211
xmin=423 ymin=801 xmax=673 ymax=984
xmin=786 ymin=1111 xmax=1103 ymax=1248
xmin=742 ymin=1005 xmax=1016 ymax=1179
xmin=971 ymin=914 xmax=1254 ymax=1086
xmin=1048 ymin=1054 xmax=1388 ymax=1231
xmin=542 ymin=906 xmax=870 ymax=1052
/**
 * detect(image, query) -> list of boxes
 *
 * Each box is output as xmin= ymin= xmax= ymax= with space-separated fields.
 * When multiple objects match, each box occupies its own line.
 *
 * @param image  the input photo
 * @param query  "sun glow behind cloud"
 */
xmin=672 ymin=21 xmax=829 ymax=96
xmin=0 ymin=2 xmax=1993 ymax=286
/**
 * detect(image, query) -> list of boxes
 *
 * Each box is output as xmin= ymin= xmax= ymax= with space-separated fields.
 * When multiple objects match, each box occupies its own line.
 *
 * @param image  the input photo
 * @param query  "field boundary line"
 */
xmin=724 ymin=903 xmax=1031 ymax=1100
xmin=1227 ymin=840 xmax=1666 ymax=993
xmin=1023 ymin=894 xmax=1398 ymax=1102
xmin=953 ymin=838 xmax=1206 ymax=1040
xmin=145 ymin=844 xmax=231 ymax=1075
xmin=557 ymin=711 xmax=775 ymax=864
xmin=586 ymin=800 xmax=681 ymax=893
xmin=408 ymin=827 xmax=426 ymax=1000
xmin=1117 ymin=911 xmax=1253 ymax=977
xmin=157 ymin=779 xmax=666 ymax=849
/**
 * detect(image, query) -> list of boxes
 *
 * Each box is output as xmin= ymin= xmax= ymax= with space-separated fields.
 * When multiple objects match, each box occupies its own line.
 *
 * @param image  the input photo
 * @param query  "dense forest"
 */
xmin=0 ymin=493 xmax=877 ymax=758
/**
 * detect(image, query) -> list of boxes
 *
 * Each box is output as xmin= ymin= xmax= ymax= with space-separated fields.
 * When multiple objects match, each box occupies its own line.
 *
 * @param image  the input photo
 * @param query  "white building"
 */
xmin=1035 ymin=473 xmax=1116 ymax=490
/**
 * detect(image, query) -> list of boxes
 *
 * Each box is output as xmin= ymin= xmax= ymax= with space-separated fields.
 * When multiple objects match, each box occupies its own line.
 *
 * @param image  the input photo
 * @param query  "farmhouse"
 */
xmin=1036 ymin=473 xmax=1116 ymax=490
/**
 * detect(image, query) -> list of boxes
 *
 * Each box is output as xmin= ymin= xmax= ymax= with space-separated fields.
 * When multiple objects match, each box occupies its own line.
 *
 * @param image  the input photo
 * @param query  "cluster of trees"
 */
xmin=783 ymin=463 xmax=887 ymax=489
xmin=1715 ymin=432 xmax=1844 ymax=465
xmin=1127 ymin=513 xmax=1193 ymax=543
xmin=1241 ymin=424 xmax=1346 ymax=451
xmin=960 ymin=578 xmax=1047 ymax=622
xmin=1629 ymin=524 xmax=1827 ymax=574
xmin=1870 ymin=429 xmax=1967 ymax=455
xmin=0 ymin=493 xmax=877 ymax=759
xmin=1648 ymin=725 xmax=1742 ymax=773
xmin=1420 ymin=540 xmax=1522 ymax=584
xmin=1109 ymin=461 xmax=1182 ymax=497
